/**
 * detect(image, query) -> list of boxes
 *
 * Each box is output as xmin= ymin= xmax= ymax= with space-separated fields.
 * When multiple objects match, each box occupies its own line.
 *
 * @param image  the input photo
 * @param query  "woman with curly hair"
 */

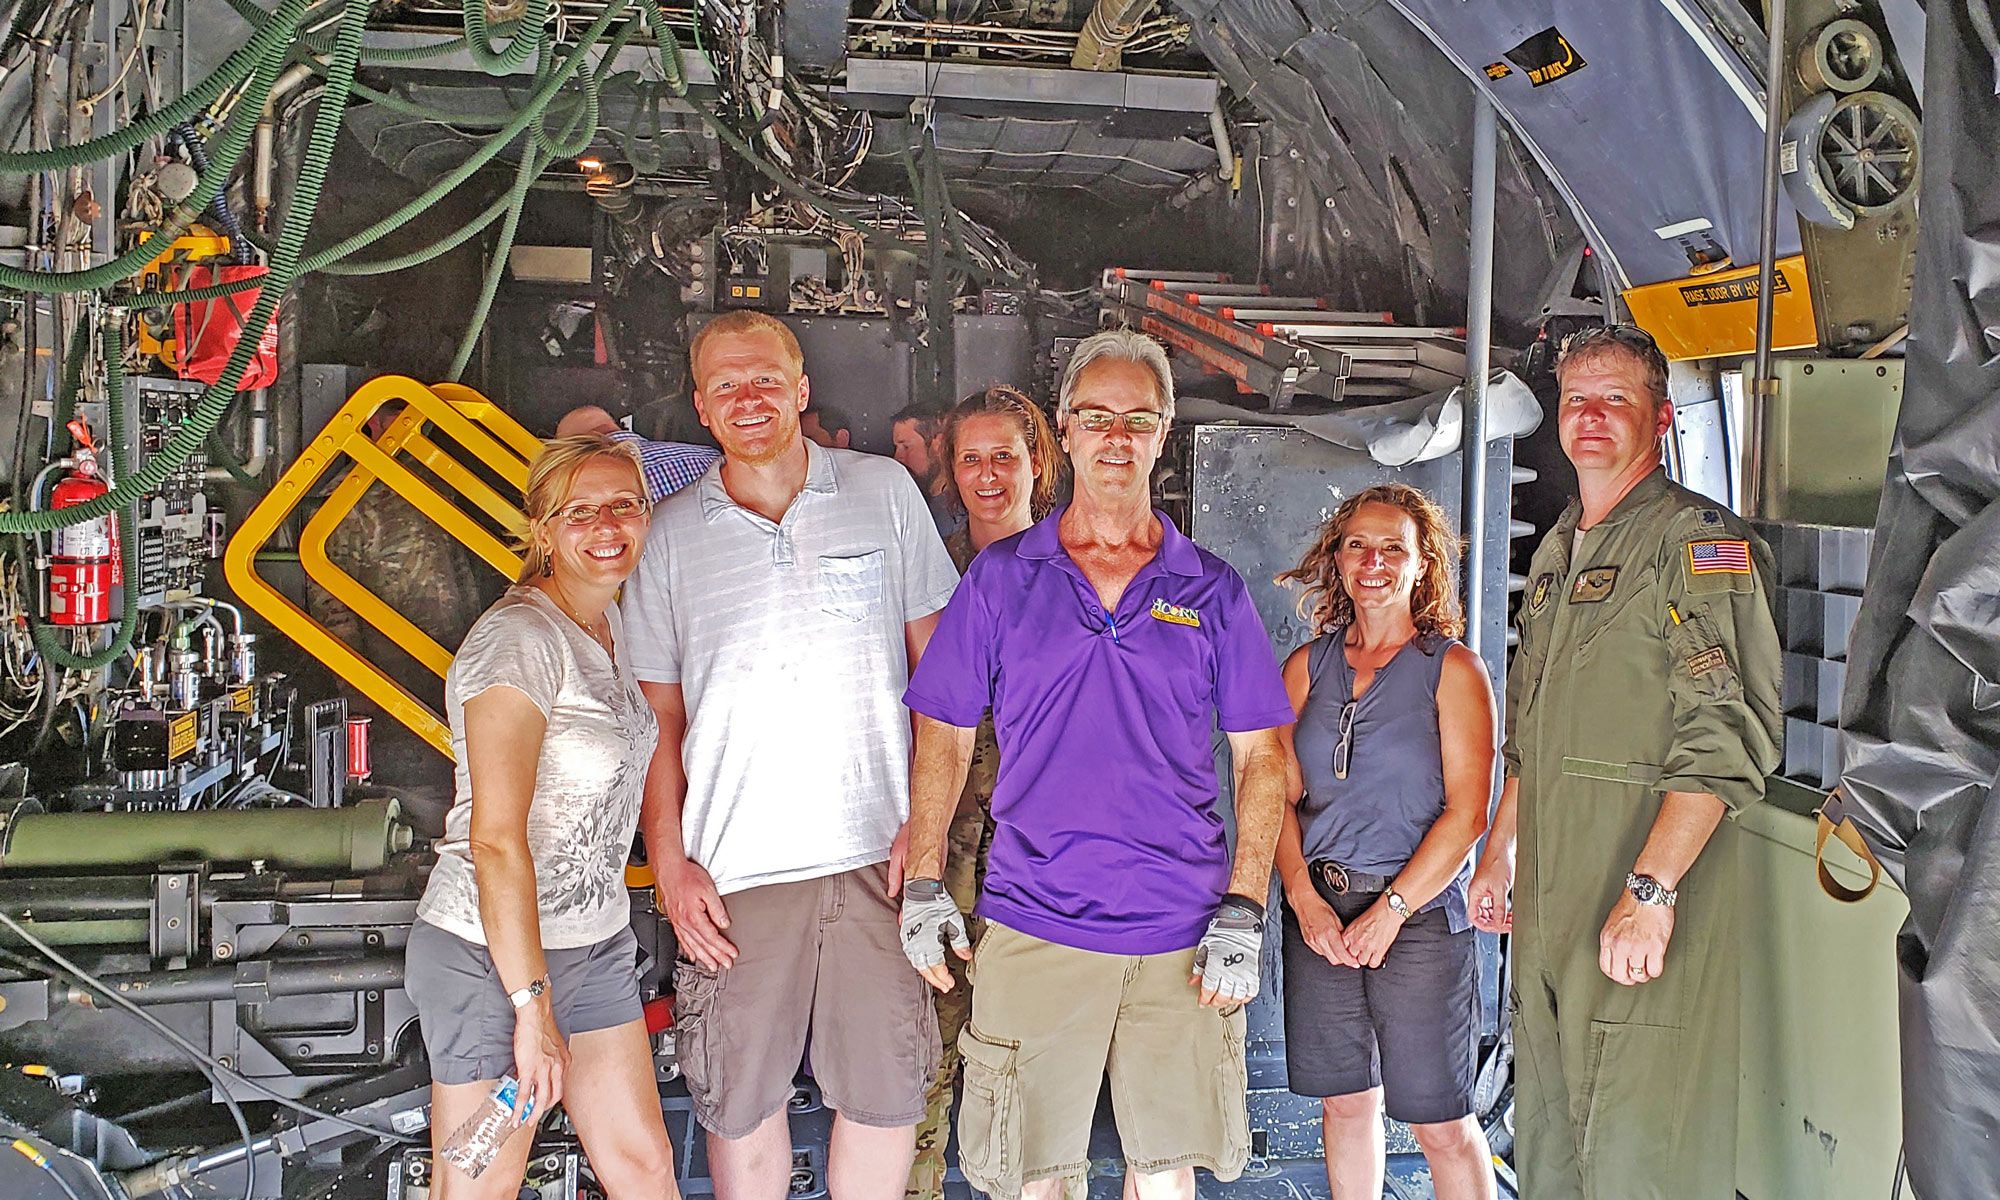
xmin=1273 ymin=483 xmax=1498 ymax=1200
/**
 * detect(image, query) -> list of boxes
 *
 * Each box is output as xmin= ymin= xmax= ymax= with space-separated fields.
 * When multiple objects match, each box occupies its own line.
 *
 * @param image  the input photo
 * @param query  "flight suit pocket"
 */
xmin=1667 ymin=605 xmax=1743 ymax=703
xmin=1577 ymin=1020 xmax=1683 ymax=1180
xmin=956 ymin=1026 xmax=1025 ymax=1189
xmin=1572 ymin=565 xmax=1659 ymax=659
xmin=670 ymin=960 xmax=721 ymax=1103
xmin=819 ymin=550 xmax=886 ymax=622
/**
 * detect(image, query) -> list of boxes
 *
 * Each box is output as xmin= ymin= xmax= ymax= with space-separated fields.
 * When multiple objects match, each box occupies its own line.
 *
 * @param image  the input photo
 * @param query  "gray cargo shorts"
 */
xmin=404 ymin=919 xmax=643 ymax=1085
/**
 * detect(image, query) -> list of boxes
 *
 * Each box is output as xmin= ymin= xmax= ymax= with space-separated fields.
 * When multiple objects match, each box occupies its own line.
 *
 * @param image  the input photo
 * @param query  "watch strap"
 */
xmin=508 ymin=976 xmax=549 ymax=1010
xmin=1385 ymin=890 xmax=1413 ymax=919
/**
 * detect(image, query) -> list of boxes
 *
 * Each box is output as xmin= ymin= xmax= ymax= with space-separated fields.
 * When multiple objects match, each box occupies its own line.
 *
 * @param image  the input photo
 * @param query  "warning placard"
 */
xmin=1678 ymin=270 xmax=1794 ymax=308
xmin=1504 ymin=27 xmax=1587 ymax=87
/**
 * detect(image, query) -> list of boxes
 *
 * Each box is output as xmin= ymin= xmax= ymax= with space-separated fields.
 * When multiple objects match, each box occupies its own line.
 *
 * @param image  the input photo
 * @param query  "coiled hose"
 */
xmin=0 ymin=0 xmax=299 ymax=294
xmin=0 ymin=0 xmax=289 ymax=175
xmin=462 ymin=0 xmax=552 ymax=76
xmin=0 ymin=0 xmax=633 ymax=536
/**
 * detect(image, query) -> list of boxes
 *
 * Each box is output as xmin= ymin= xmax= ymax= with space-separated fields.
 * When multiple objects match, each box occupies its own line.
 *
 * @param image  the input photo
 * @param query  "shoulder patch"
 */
xmin=1698 ymin=508 xmax=1725 ymax=527
xmin=1687 ymin=539 xmax=1752 ymax=575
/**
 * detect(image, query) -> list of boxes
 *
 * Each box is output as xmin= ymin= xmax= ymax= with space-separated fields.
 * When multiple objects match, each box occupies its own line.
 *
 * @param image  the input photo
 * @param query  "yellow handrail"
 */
xmin=223 ymin=376 xmax=540 ymax=757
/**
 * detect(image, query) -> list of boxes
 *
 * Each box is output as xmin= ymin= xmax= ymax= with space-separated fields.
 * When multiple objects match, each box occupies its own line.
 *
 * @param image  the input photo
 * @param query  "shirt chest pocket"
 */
xmin=819 ymin=550 xmax=886 ymax=622
xmin=1571 ymin=564 xmax=1660 ymax=661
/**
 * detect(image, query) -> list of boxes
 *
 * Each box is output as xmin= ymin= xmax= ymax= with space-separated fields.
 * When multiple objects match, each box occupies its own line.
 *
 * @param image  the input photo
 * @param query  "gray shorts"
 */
xmin=405 ymin=919 xmax=643 ymax=1085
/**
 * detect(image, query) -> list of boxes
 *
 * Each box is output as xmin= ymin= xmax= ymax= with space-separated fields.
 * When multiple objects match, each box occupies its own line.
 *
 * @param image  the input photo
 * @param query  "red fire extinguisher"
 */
xmin=46 ymin=419 xmax=118 ymax=626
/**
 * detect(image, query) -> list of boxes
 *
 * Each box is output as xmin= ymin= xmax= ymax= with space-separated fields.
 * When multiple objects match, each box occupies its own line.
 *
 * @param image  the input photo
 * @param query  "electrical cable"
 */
xmin=0 ymin=911 xmax=420 ymax=1147
xmin=460 ymin=0 xmax=550 ymax=75
xmin=7 ymin=1139 xmax=90 ymax=1200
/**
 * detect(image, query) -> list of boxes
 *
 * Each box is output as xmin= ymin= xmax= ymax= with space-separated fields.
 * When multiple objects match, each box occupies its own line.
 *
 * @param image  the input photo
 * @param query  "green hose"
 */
xmin=0 ymin=5 xmax=297 ymax=294
xmin=319 ymin=188 xmax=513 ymax=276
xmin=447 ymin=141 xmax=543 ymax=381
xmin=0 ymin=0 xmax=631 ymax=536
xmin=29 ymin=319 xmax=142 ymax=672
xmin=461 ymin=0 xmax=551 ymax=75
xmin=0 ymin=0 xmax=292 ymax=175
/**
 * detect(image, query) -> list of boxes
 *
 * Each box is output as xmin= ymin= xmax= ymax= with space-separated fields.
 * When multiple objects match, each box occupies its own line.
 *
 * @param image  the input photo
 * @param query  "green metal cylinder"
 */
xmin=0 ymin=799 xmax=414 ymax=872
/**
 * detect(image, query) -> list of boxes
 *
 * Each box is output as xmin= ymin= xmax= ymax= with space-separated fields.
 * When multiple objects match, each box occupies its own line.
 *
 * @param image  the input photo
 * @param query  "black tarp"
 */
xmin=1836 ymin=4 xmax=2000 ymax=1195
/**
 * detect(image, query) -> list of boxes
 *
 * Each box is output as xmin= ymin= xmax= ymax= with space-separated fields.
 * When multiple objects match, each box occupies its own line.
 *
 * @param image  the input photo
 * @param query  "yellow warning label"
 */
xmin=228 ymin=686 xmax=255 ymax=715
xmin=168 ymin=712 xmax=199 ymax=761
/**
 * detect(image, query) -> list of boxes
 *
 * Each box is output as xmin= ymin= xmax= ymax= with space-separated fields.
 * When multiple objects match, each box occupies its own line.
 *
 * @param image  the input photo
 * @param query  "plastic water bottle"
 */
xmin=437 ymin=1076 xmax=536 ymax=1178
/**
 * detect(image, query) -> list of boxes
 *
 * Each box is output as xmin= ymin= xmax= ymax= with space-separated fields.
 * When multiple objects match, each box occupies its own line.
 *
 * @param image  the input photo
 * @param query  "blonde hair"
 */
xmin=1276 ymin=483 xmax=1466 ymax=638
xmin=516 ymin=434 xmax=646 ymax=583
xmin=943 ymin=384 xmax=1065 ymax=520
xmin=689 ymin=311 xmax=804 ymax=384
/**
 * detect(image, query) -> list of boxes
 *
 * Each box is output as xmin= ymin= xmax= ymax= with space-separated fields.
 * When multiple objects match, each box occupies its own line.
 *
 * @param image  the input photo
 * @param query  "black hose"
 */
xmin=170 ymin=122 xmax=254 ymax=265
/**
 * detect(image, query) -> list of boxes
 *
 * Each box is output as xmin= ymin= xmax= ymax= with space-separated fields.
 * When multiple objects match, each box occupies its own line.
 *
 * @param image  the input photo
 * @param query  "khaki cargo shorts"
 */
xmin=956 ymin=921 xmax=1250 ymax=1199
xmin=671 ymin=866 xmax=940 ymax=1138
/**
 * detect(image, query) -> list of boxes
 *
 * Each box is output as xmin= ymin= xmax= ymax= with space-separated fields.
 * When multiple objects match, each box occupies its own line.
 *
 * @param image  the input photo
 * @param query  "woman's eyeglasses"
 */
xmin=552 ymin=497 xmax=650 ymax=526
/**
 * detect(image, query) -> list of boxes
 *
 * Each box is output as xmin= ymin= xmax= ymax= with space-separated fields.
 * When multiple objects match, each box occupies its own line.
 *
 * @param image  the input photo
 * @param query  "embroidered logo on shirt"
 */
xmin=1529 ymin=572 xmax=1554 ymax=615
xmin=1688 ymin=539 xmax=1752 ymax=575
xmin=1150 ymin=598 xmax=1202 ymax=627
xmin=1569 ymin=567 xmax=1618 ymax=604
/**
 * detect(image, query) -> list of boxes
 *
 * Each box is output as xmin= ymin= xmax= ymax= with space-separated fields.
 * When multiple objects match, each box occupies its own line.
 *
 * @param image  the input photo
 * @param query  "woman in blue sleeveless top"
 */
xmin=1275 ymin=483 xmax=1499 ymax=1200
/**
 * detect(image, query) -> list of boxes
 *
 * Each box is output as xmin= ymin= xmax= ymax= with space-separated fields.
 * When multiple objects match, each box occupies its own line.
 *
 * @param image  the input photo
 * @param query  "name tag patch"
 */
xmin=1685 ymin=646 xmax=1731 ymax=677
xmin=1150 ymin=598 xmax=1201 ymax=627
xmin=1569 ymin=567 xmax=1618 ymax=604
xmin=1688 ymin=539 xmax=1752 ymax=575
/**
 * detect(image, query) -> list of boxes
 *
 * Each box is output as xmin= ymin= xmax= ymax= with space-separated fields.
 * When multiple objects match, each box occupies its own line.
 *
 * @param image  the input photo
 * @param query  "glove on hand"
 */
xmin=899 ymin=877 xmax=970 ymax=971
xmin=1193 ymin=895 xmax=1266 ymax=1003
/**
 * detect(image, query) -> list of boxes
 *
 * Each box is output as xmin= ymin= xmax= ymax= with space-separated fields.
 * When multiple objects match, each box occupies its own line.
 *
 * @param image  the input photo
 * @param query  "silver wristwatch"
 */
xmin=508 ymin=975 xmax=550 ymax=1010
xmin=1385 ymin=890 xmax=1413 ymax=920
xmin=1626 ymin=873 xmax=1678 ymax=908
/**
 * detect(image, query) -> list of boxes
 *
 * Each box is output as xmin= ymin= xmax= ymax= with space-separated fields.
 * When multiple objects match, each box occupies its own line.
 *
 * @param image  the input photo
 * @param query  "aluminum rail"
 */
xmin=1462 ymin=94 xmax=1496 ymax=654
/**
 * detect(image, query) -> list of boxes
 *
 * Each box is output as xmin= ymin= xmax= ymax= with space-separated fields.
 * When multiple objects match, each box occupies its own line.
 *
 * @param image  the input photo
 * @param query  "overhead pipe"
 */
xmin=1461 ymin=94 xmax=1497 ymax=657
xmin=1747 ymin=0 xmax=1788 ymax=517
xmin=1207 ymin=97 xmax=1234 ymax=180
xmin=253 ymin=63 xmax=317 ymax=231
xmin=1071 ymin=0 xmax=1154 ymax=71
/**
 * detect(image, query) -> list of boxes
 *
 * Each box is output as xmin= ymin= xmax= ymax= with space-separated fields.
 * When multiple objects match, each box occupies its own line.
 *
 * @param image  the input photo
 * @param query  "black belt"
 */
xmin=1309 ymin=859 xmax=1393 ymax=901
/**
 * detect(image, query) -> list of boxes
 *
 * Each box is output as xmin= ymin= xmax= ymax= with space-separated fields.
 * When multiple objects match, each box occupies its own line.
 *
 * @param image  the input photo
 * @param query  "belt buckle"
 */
xmin=1318 ymin=861 xmax=1350 ymax=895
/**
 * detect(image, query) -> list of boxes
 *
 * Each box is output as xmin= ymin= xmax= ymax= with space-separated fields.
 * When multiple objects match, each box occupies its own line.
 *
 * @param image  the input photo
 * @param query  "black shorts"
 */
xmin=1280 ymin=892 xmax=1479 ymax=1124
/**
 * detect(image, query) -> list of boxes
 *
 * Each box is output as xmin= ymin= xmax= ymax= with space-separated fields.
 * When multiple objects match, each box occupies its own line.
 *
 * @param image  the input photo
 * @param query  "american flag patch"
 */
xmin=1688 ymin=539 xmax=1752 ymax=575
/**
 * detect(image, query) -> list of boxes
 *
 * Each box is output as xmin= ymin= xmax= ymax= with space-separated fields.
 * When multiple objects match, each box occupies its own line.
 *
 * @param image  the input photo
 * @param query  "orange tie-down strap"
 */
xmin=1814 ymin=788 xmax=1887 ymax=904
xmin=223 ymin=376 xmax=542 ymax=757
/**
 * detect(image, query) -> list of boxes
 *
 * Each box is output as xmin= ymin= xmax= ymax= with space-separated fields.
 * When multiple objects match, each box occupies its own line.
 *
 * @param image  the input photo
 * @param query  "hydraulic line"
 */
xmin=0 ymin=0 xmax=291 ymax=175
xmin=0 ymin=10 xmax=294 ymax=294
xmin=461 ymin=0 xmax=551 ymax=75
xmin=169 ymin=122 xmax=254 ymax=263
xmin=318 ymin=186 xmax=512 ymax=276
xmin=0 ymin=0 xmax=630 ymax=536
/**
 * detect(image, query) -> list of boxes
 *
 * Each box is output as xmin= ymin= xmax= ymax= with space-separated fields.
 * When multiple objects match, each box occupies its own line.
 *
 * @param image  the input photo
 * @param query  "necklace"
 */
xmin=542 ymin=585 xmax=614 ymax=659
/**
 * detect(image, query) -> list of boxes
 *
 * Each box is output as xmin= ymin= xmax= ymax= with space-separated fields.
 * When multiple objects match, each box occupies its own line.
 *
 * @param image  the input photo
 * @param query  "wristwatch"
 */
xmin=1385 ymin=890 xmax=1413 ymax=920
xmin=508 ymin=976 xmax=550 ymax=1010
xmin=1626 ymin=873 xmax=1678 ymax=908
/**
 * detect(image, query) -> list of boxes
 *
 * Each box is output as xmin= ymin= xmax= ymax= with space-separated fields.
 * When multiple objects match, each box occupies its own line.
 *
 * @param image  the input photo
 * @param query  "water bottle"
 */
xmin=437 ymin=1076 xmax=536 ymax=1178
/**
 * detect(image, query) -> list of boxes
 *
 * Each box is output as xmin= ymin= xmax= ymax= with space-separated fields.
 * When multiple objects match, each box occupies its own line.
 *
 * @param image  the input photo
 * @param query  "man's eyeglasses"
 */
xmin=1333 ymin=699 xmax=1357 ymax=781
xmin=552 ymin=496 xmax=650 ymax=526
xmin=1069 ymin=407 xmax=1165 ymax=434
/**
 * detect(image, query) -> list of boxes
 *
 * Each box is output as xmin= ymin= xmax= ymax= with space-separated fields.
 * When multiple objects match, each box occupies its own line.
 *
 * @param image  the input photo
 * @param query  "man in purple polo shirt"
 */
xmin=898 ymin=328 xmax=1293 ymax=1200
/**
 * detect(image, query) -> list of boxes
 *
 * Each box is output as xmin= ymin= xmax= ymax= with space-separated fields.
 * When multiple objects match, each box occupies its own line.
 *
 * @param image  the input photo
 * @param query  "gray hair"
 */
xmin=1057 ymin=328 xmax=1176 ymax=423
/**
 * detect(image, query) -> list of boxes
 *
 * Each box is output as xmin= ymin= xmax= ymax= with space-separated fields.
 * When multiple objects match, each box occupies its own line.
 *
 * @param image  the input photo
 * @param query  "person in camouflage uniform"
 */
xmin=908 ymin=386 xmax=1065 ymax=1200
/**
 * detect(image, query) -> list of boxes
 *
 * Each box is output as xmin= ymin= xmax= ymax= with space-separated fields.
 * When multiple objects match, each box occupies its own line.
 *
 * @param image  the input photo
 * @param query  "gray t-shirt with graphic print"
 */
xmin=417 ymin=587 xmax=658 ymax=950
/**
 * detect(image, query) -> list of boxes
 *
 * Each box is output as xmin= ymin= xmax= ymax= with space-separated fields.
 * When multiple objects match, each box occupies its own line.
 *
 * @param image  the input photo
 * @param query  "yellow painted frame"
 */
xmin=222 ymin=376 xmax=542 ymax=756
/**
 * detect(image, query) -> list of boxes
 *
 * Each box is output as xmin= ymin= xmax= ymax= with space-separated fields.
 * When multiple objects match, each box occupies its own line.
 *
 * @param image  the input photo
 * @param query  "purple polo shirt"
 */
xmin=904 ymin=507 xmax=1293 ymax=955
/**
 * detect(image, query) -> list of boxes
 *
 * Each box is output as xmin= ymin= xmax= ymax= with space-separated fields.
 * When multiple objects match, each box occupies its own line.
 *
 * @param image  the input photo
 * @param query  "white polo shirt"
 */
xmin=621 ymin=442 xmax=960 ymax=895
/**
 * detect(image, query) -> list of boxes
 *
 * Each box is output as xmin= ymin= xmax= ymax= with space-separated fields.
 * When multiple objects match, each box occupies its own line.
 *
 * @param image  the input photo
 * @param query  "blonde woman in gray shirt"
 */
xmin=406 ymin=434 xmax=681 ymax=1200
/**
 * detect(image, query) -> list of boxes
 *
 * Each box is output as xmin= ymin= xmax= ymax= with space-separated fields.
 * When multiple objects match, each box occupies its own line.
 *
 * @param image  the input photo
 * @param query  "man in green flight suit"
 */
xmin=1468 ymin=325 xmax=1782 ymax=1199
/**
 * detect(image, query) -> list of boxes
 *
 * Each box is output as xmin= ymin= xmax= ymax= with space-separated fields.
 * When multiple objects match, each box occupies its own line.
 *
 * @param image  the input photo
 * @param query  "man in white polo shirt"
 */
xmin=622 ymin=310 xmax=959 ymax=1200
